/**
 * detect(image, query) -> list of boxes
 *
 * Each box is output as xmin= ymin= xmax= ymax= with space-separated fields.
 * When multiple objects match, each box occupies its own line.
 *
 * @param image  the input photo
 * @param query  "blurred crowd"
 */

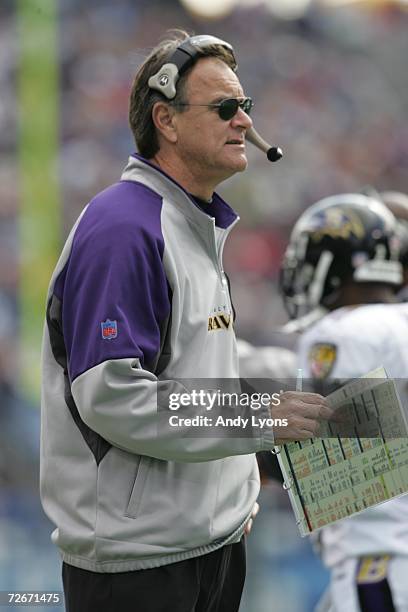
xmin=0 ymin=1 xmax=407 ymax=609
xmin=2 ymin=1 xmax=408 ymax=358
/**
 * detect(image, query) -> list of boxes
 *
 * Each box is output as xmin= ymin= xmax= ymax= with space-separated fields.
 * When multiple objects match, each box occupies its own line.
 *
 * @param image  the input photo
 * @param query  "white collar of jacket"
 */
xmin=121 ymin=154 xmax=240 ymax=231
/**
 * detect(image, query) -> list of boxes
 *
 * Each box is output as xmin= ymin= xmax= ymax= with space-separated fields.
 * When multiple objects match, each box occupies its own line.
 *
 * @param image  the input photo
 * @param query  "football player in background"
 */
xmin=280 ymin=193 xmax=408 ymax=611
xmin=378 ymin=191 xmax=408 ymax=297
xmin=237 ymin=338 xmax=295 ymax=380
xmin=280 ymin=190 xmax=408 ymax=334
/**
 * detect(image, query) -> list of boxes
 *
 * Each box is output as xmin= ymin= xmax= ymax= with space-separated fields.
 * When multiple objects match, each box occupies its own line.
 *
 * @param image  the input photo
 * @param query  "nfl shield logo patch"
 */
xmin=101 ymin=319 xmax=118 ymax=340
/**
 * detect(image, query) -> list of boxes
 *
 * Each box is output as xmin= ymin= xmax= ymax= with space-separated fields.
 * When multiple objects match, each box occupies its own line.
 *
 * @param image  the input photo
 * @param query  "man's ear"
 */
xmin=152 ymin=101 xmax=178 ymax=144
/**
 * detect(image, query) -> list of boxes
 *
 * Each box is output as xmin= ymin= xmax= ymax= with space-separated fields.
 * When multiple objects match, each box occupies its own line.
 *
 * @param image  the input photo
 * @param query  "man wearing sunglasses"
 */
xmin=41 ymin=30 xmax=330 ymax=612
xmin=129 ymin=36 xmax=253 ymax=201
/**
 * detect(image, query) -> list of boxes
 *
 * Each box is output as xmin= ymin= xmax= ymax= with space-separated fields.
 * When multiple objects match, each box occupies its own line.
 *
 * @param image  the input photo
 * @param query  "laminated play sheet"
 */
xmin=276 ymin=368 xmax=408 ymax=535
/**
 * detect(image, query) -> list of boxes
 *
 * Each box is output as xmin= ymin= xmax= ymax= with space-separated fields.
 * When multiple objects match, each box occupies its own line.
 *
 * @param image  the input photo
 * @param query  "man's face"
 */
xmin=173 ymin=57 xmax=253 ymax=189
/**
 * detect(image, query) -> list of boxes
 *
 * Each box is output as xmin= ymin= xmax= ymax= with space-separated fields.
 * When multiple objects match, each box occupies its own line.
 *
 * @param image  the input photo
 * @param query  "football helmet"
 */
xmin=280 ymin=193 xmax=402 ymax=319
xmin=379 ymin=191 xmax=408 ymax=269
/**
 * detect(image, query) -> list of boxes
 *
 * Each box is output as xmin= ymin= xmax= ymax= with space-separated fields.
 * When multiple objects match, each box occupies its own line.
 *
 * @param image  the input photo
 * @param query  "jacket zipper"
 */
xmin=210 ymin=217 xmax=239 ymax=313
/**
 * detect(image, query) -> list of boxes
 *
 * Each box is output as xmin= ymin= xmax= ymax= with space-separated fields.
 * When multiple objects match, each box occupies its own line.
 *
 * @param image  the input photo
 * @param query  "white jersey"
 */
xmin=298 ymin=302 xmax=408 ymax=567
xmin=237 ymin=338 xmax=296 ymax=379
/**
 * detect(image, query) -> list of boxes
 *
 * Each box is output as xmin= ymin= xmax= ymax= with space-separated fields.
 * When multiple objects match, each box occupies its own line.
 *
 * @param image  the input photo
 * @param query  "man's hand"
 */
xmin=271 ymin=391 xmax=333 ymax=444
xmin=244 ymin=502 xmax=260 ymax=535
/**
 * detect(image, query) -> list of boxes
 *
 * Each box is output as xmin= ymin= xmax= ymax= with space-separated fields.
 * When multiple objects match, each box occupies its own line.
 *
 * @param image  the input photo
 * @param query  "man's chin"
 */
xmin=225 ymin=154 xmax=248 ymax=173
xmin=237 ymin=157 xmax=248 ymax=171
xmin=210 ymin=154 xmax=248 ymax=183
xmin=234 ymin=159 xmax=248 ymax=174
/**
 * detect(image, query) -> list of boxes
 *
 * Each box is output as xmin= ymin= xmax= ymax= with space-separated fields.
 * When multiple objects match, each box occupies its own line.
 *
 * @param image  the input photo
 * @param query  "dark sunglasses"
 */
xmin=175 ymin=97 xmax=253 ymax=121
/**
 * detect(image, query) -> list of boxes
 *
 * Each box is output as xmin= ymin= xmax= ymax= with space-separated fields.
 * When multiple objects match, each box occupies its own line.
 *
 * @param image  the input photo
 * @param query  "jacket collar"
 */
xmin=121 ymin=154 xmax=239 ymax=230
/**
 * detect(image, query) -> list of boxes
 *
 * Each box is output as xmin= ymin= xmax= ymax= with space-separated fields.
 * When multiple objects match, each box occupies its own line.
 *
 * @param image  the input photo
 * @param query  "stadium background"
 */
xmin=1 ymin=0 xmax=407 ymax=609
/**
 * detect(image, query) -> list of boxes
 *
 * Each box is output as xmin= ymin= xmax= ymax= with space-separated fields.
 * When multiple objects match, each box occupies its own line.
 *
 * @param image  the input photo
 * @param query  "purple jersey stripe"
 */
xmin=357 ymin=579 xmax=396 ymax=611
xmin=57 ymin=180 xmax=171 ymax=382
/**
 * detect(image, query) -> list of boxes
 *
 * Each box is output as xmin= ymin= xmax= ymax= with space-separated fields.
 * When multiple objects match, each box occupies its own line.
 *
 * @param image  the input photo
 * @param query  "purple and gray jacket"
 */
xmin=40 ymin=155 xmax=275 ymax=572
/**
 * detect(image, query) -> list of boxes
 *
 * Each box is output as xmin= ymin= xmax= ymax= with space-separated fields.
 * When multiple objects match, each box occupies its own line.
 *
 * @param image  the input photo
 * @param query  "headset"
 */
xmin=148 ymin=35 xmax=283 ymax=163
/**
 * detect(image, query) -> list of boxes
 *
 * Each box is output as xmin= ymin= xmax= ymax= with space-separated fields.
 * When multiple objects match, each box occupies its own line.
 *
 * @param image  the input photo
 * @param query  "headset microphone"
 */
xmin=246 ymin=127 xmax=283 ymax=162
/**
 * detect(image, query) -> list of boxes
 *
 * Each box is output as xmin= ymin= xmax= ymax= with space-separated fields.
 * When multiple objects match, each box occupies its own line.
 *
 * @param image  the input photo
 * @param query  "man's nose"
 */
xmin=231 ymin=106 xmax=253 ymax=129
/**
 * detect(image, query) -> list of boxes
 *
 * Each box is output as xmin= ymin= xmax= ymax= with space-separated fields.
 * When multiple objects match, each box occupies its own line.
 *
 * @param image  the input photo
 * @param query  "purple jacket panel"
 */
xmin=54 ymin=181 xmax=171 ymax=383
